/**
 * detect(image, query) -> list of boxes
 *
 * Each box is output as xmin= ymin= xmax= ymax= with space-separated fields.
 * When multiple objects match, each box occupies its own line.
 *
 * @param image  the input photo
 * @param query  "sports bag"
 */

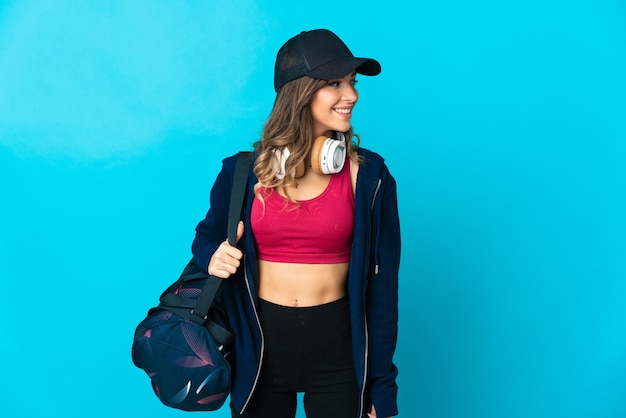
xmin=132 ymin=151 xmax=251 ymax=411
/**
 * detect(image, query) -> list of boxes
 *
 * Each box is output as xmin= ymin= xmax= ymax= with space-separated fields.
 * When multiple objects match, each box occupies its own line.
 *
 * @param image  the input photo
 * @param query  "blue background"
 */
xmin=1 ymin=1 xmax=625 ymax=417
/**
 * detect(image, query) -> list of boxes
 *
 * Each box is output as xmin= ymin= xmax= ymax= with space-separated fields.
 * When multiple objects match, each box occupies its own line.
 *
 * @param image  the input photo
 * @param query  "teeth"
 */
xmin=334 ymin=108 xmax=352 ymax=114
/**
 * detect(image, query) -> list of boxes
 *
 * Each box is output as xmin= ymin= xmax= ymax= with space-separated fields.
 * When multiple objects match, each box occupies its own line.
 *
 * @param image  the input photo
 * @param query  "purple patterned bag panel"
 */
xmin=132 ymin=310 xmax=231 ymax=411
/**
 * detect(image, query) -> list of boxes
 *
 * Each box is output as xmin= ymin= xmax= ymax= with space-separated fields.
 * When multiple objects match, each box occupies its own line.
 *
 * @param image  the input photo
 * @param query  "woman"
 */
xmin=192 ymin=29 xmax=400 ymax=418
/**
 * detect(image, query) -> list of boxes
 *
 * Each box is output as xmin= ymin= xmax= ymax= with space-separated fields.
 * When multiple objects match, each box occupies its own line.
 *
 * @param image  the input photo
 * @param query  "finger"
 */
xmin=211 ymin=249 xmax=240 ymax=276
xmin=235 ymin=221 xmax=244 ymax=244
xmin=220 ymin=241 xmax=243 ymax=261
xmin=223 ymin=257 xmax=240 ymax=271
xmin=209 ymin=261 xmax=232 ymax=278
xmin=208 ymin=259 xmax=223 ymax=277
xmin=219 ymin=251 xmax=243 ymax=269
xmin=208 ymin=248 xmax=229 ymax=277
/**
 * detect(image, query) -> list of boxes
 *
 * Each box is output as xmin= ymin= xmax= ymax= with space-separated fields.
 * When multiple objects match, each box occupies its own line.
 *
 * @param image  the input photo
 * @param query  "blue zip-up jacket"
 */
xmin=192 ymin=147 xmax=400 ymax=417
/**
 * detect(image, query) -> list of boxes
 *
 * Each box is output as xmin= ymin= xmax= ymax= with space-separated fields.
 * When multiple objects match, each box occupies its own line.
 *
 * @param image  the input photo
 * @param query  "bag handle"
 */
xmin=190 ymin=151 xmax=252 ymax=324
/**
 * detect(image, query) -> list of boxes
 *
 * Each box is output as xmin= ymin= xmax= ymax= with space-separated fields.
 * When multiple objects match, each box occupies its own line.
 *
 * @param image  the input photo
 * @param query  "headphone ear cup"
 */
xmin=310 ymin=136 xmax=328 ymax=175
xmin=311 ymin=135 xmax=347 ymax=175
xmin=272 ymin=148 xmax=288 ymax=179
xmin=273 ymin=148 xmax=306 ymax=179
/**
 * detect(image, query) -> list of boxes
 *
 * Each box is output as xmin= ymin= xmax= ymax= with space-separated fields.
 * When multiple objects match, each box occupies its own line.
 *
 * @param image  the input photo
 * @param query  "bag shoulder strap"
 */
xmin=226 ymin=151 xmax=253 ymax=245
xmin=190 ymin=151 xmax=252 ymax=323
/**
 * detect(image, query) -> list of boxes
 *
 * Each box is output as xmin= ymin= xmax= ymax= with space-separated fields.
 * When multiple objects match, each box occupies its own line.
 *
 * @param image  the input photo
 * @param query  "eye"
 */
xmin=351 ymin=78 xmax=359 ymax=86
xmin=327 ymin=80 xmax=341 ymax=87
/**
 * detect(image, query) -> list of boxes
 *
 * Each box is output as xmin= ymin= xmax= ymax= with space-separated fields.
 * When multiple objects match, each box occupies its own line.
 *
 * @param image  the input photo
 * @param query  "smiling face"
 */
xmin=310 ymin=72 xmax=358 ymax=137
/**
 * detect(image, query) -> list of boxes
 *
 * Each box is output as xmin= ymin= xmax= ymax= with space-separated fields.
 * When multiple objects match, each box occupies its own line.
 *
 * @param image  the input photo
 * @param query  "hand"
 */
xmin=207 ymin=221 xmax=244 ymax=279
xmin=367 ymin=405 xmax=392 ymax=418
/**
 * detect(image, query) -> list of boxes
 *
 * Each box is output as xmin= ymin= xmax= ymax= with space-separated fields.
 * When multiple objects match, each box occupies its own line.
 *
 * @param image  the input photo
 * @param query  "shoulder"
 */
xmin=221 ymin=151 xmax=247 ymax=167
xmin=356 ymin=146 xmax=382 ymax=161
xmin=219 ymin=151 xmax=256 ymax=175
xmin=356 ymin=147 xmax=392 ymax=179
xmin=210 ymin=151 xmax=256 ymax=197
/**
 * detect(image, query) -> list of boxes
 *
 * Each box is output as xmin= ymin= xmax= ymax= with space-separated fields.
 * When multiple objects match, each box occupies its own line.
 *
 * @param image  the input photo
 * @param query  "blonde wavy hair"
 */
xmin=253 ymin=76 xmax=361 ymax=202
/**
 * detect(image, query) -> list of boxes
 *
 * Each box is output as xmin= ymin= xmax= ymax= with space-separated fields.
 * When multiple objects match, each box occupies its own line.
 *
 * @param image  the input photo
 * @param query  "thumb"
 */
xmin=235 ymin=220 xmax=244 ymax=244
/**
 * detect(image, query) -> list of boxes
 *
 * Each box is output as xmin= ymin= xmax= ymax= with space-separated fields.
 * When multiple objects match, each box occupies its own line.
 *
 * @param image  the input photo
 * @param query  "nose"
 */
xmin=341 ymin=83 xmax=358 ymax=103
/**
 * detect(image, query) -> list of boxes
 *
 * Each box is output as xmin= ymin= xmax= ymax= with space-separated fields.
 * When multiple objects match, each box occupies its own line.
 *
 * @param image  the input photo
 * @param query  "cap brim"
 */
xmin=308 ymin=57 xmax=381 ymax=80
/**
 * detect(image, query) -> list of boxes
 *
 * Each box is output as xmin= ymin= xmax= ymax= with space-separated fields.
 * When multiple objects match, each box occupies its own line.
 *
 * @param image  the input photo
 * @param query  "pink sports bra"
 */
xmin=251 ymin=161 xmax=355 ymax=264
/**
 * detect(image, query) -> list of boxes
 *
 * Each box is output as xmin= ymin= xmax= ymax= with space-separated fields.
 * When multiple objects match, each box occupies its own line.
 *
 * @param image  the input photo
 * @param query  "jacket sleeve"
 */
xmin=191 ymin=155 xmax=237 ymax=273
xmin=366 ymin=165 xmax=401 ymax=417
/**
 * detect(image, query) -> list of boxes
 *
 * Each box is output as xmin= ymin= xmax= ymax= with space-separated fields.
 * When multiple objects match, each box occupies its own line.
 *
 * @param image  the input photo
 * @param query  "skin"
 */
xmin=208 ymin=72 xmax=390 ymax=418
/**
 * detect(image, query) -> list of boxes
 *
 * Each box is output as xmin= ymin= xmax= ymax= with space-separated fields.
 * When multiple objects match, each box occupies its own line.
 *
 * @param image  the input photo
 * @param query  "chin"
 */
xmin=316 ymin=124 xmax=351 ymax=137
xmin=333 ymin=125 xmax=351 ymax=134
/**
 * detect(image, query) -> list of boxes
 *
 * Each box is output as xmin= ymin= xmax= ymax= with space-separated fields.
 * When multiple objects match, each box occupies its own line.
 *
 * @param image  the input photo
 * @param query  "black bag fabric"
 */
xmin=132 ymin=151 xmax=251 ymax=411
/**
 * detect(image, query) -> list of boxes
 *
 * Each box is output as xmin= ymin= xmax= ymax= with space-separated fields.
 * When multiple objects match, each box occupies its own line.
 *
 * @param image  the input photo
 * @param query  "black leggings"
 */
xmin=232 ymin=297 xmax=359 ymax=418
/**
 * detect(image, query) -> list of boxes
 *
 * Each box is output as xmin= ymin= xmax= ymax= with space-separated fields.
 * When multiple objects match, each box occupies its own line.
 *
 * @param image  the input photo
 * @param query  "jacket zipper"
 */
xmin=371 ymin=179 xmax=382 ymax=211
xmin=371 ymin=179 xmax=382 ymax=275
xmin=359 ymin=316 xmax=369 ymax=417
xmin=358 ymin=178 xmax=381 ymax=416
xmin=240 ymin=260 xmax=264 ymax=413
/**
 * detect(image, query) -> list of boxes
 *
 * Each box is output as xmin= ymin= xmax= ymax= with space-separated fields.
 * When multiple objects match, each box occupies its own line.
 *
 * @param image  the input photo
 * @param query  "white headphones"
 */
xmin=272 ymin=132 xmax=346 ymax=179
xmin=272 ymin=147 xmax=304 ymax=179
xmin=310 ymin=132 xmax=346 ymax=175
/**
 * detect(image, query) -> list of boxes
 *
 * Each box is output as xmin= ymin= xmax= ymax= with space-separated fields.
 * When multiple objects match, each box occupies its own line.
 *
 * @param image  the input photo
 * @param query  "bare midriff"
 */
xmin=258 ymin=260 xmax=349 ymax=307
